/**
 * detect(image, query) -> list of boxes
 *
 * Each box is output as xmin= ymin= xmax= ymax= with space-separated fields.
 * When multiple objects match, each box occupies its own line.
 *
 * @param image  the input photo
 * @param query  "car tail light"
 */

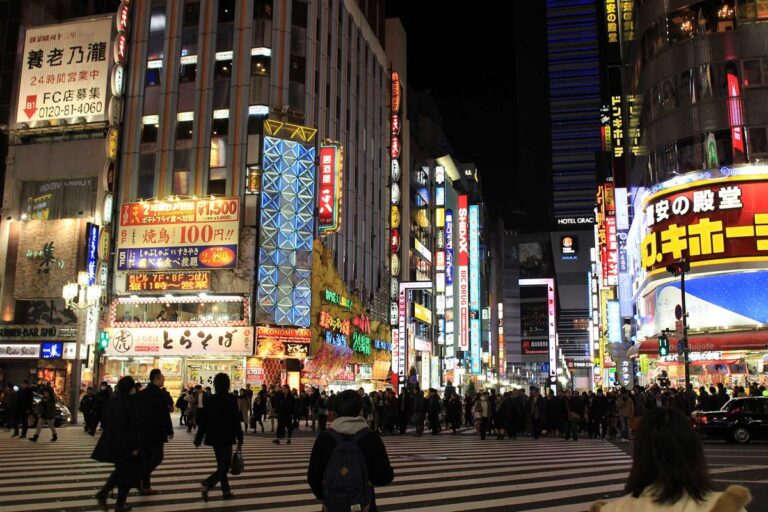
xmin=700 ymin=415 xmax=708 ymax=424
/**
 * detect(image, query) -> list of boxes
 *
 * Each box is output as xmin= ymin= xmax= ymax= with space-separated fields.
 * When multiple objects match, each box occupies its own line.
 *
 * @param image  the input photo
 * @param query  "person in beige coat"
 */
xmin=237 ymin=389 xmax=251 ymax=434
xmin=591 ymin=408 xmax=751 ymax=512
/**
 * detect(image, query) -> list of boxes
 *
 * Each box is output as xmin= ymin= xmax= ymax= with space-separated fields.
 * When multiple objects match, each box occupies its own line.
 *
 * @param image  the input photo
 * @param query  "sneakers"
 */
xmin=222 ymin=492 xmax=235 ymax=500
xmin=29 ymin=435 xmax=38 ymax=442
xmin=52 ymin=434 xmax=57 ymax=442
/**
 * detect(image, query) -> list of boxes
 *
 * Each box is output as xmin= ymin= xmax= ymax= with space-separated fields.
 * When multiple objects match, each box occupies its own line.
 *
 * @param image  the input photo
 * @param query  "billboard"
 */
xmin=470 ymin=316 xmax=481 ymax=373
xmin=457 ymin=196 xmax=469 ymax=351
xmin=318 ymin=142 xmax=343 ymax=234
xmin=106 ymin=326 xmax=254 ymax=356
xmin=469 ymin=205 xmax=480 ymax=311
xmin=116 ymin=198 xmax=240 ymax=271
xmin=445 ymin=210 xmax=454 ymax=285
xmin=17 ymin=18 xmax=112 ymax=124
xmin=257 ymin=132 xmax=315 ymax=327
xmin=640 ymin=178 xmax=768 ymax=276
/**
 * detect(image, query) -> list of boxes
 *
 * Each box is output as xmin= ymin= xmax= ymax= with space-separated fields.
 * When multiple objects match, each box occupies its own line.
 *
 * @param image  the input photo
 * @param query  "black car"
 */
xmin=694 ymin=397 xmax=768 ymax=443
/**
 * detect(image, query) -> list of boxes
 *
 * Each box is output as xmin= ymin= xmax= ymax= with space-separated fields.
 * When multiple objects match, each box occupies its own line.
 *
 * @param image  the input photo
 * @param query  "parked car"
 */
xmin=1 ymin=392 xmax=71 ymax=428
xmin=693 ymin=397 xmax=768 ymax=443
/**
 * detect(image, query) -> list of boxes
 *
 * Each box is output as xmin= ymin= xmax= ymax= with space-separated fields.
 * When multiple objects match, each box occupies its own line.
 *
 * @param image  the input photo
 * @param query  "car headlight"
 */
xmin=59 ymin=406 xmax=71 ymax=417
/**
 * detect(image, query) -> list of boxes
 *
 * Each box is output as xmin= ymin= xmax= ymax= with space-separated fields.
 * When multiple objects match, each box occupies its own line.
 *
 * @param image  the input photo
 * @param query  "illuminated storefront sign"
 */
xmin=457 ymin=196 xmax=469 ymax=351
xmin=256 ymin=326 xmax=310 ymax=359
xmin=413 ymin=303 xmax=432 ymax=324
xmin=85 ymin=222 xmax=99 ymax=285
xmin=498 ymin=303 xmax=505 ymax=375
xmin=318 ymin=141 xmax=343 ymax=234
xmin=726 ymin=70 xmax=745 ymax=164
xmin=323 ymin=289 xmax=352 ymax=309
xmin=445 ymin=210 xmax=454 ymax=285
xmin=319 ymin=311 xmax=351 ymax=335
xmin=126 ymin=271 xmax=210 ymax=293
xmin=469 ymin=205 xmax=480 ymax=311
xmin=640 ymin=178 xmax=768 ymax=275
xmin=116 ymin=197 xmax=240 ymax=271
xmin=351 ymin=332 xmax=371 ymax=355
xmin=0 ymin=344 xmax=41 ymax=358
xmin=106 ymin=326 xmax=254 ymax=356
xmin=520 ymin=278 xmax=557 ymax=382
xmin=607 ymin=300 xmax=621 ymax=343
xmin=605 ymin=0 xmax=619 ymax=44
xmin=470 ymin=316 xmax=480 ymax=373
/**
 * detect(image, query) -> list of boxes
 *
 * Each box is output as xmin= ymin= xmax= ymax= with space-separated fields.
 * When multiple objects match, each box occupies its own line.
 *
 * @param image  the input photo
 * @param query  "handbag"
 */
xmin=230 ymin=447 xmax=244 ymax=475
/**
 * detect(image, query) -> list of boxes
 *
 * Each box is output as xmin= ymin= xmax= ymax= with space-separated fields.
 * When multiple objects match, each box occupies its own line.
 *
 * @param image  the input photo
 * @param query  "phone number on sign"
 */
xmin=37 ymin=101 xmax=103 ymax=119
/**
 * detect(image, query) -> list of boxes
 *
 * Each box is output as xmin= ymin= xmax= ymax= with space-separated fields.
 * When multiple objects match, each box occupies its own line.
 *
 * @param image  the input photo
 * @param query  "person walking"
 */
xmin=237 ymin=389 xmax=251 ymax=434
xmin=91 ymin=381 xmax=112 ymax=435
xmin=616 ymin=387 xmax=635 ymax=443
xmin=474 ymin=392 xmax=490 ymax=440
xmin=251 ymin=392 xmax=266 ymax=433
xmin=590 ymin=407 xmax=751 ymax=512
xmin=272 ymin=384 xmax=295 ymax=444
xmin=92 ymin=376 xmax=141 ymax=512
xmin=29 ymin=388 xmax=57 ymax=442
xmin=427 ymin=388 xmax=441 ymax=435
xmin=446 ymin=393 xmax=462 ymax=434
xmin=411 ymin=387 xmax=426 ymax=437
xmin=307 ymin=390 xmax=394 ymax=512
xmin=5 ymin=384 xmax=17 ymax=434
xmin=13 ymin=380 xmax=33 ymax=439
xmin=530 ymin=388 xmax=547 ymax=440
xmin=175 ymin=391 xmax=188 ymax=427
xmin=317 ymin=390 xmax=330 ymax=432
xmin=136 ymin=369 xmax=173 ymax=495
xmin=565 ymin=390 xmax=584 ymax=441
xmin=194 ymin=373 xmax=243 ymax=502
xmin=80 ymin=387 xmax=97 ymax=434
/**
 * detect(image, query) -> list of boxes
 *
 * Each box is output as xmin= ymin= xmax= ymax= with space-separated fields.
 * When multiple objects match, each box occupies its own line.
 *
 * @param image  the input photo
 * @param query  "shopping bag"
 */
xmin=230 ymin=447 xmax=244 ymax=475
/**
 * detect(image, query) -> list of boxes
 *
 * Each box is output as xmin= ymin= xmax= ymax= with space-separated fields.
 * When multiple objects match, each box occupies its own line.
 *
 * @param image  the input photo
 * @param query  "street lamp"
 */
xmin=666 ymin=259 xmax=691 ymax=388
xmin=62 ymin=271 xmax=102 ymax=425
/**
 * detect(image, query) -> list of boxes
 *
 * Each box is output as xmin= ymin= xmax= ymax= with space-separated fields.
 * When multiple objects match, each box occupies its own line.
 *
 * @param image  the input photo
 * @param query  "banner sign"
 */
xmin=106 ymin=326 xmax=254 ymax=356
xmin=457 ymin=196 xmax=469 ymax=350
xmin=16 ymin=18 xmax=112 ymax=124
xmin=126 ymin=271 xmax=210 ymax=293
xmin=318 ymin=142 xmax=343 ymax=234
xmin=116 ymin=197 xmax=240 ymax=271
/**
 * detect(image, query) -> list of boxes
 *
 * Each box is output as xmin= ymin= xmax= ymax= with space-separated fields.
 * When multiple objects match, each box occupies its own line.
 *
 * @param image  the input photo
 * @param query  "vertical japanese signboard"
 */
xmin=85 ymin=222 xmax=99 ymax=285
xmin=390 ymin=71 xmax=402 ymax=337
xmin=457 ymin=195 xmax=469 ymax=351
xmin=318 ymin=141 xmax=343 ymax=234
xmin=16 ymin=18 xmax=112 ymax=124
xmin=469 ymin=205 xmax=481 ymax=373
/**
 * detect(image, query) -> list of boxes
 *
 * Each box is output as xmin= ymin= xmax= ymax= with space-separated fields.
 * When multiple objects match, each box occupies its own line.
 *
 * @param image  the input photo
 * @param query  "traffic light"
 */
xmin=658 ymin=333 xmax=669 ymax=357
xmin=97 ymin=331 xmax=109 ymax=352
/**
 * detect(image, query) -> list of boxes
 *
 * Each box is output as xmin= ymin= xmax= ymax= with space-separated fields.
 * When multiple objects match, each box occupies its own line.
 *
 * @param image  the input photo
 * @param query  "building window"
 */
xmin=181 ymin=1 xmax=200 ymax=56
xmin=253 ymin=0 xmax=273 ymax=47
xmin=749 ymin=126 xmax=768 ymax=154
xmin=250 ymin=55 xmax=270 ymax=105
xmin=138 ymin=124 xmax=158 ymax=199
xmin=148 ymin=5 xmax=166 ymax=61
xmin=217 ymin=0 xmax=235 ymax=51
xmin=209 ymin=118 xmax=228 ymax=195
xmin=174 ymin=120 xmax=193 ymax=195
xmin=213 ymin=60 xmax=232 ymax=109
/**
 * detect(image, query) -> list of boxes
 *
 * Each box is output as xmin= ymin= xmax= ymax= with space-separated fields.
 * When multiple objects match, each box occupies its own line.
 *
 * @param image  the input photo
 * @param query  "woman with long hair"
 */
xmin=590 ymin=407 xmax=751 ymax=511
xmin=92 ymin=376 xmax=140 ymax=512
xmin=194 ymin=373 xmax=243 ymax=502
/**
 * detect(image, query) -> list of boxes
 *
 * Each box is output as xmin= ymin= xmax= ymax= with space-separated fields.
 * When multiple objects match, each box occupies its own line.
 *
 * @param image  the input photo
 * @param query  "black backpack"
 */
xmin=323 ymin=429 xmax=373 ymax=512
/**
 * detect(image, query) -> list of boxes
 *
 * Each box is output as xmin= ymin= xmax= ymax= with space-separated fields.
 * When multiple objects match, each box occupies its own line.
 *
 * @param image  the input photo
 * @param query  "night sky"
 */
xmin=385 ymin=1 xmax=552 ymax=232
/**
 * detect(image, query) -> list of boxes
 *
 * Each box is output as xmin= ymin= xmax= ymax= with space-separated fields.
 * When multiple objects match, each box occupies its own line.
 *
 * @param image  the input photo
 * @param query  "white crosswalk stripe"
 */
xmin=0 ymin=426 xmax=635 ymax=512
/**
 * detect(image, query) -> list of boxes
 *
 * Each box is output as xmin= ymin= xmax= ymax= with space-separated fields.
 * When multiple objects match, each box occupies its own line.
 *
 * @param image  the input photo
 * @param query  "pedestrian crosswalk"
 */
xmin=0 ymin=425 xmax=636 ymax=512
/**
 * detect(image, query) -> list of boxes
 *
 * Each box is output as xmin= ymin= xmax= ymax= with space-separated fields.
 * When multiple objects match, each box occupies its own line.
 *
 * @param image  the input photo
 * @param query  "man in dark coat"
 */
xmin=136 ymin=369 xmax=173 ymax=494
xmin=92 ymin=376 xmax=140 ymax=512
xmin=412 ymin=387 xmax=426 ymax=436
xmin=13 ymin=380 xmax=34 ymax=438
xmin=91 ymin=382 xmax=112 ymax=435
xmin=80 ymin=387 xmax=97 ymax=434
xmin=307 ymin=390 xmax=394 ymax=512
xmin=427 ymin=388 xmax=441 ymax=435
xmin=272 ymin=384 xmax=295 ymax=444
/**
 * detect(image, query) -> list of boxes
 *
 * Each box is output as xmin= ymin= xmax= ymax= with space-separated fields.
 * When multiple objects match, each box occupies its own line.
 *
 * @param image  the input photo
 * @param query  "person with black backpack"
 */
xmin=308 ymin=389 xmax=394 ymax=512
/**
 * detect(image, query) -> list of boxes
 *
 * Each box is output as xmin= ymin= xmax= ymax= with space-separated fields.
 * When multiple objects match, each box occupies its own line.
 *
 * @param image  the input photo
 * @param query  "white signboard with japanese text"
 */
xmin=16 ymin=18 xmax=112 ymax=124
xmin=106 ymin=326 xmax=254 ymax=356
xmin=0 ymin=344 xmax=40 ymax=358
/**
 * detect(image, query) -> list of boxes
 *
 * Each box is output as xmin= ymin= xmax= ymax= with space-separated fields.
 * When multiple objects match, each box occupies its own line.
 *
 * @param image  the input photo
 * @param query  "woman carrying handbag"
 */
xmin=194 ymin=373 xmax=244 ymax=502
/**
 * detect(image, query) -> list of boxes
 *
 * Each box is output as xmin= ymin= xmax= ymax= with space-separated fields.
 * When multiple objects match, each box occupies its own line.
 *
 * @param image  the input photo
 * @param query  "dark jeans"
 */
xmin=203 ymin=444 xmax=232 ymax=493
xmin=12 ymin=410 xmax=28 ymax=437
xmin=276 ymin=417 xmax=293 ymax=439
xmin=98 ymin=457 xmax=139 ymax=507
xmin=565 ymin=419 xmax=579 ymax=440
xmin=480 ymin=417 xmax=489 ymax=440
xmin=532 ymin=418 xmax=543 ymax=439
xmin=413 ymin=412 xmax=425 ymax=436
xmin=140 ymin=443 xmax=164 ymax=489
xmin=506 ymin=418 xmax=518 ymax=439
xmin=318 ymin=414 xmax=328 ymax=431
xmin=428 ymin=413 xmax=440 ymax=435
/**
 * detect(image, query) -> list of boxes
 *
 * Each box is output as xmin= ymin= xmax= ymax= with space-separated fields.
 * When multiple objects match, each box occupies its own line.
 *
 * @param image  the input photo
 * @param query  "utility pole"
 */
xmin=666 ymin=259 xmax=691 ymax=388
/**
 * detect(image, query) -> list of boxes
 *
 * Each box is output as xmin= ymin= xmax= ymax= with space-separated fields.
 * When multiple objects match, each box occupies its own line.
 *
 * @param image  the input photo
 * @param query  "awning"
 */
xmin=638 ymin=331 xmax=768 ymax=355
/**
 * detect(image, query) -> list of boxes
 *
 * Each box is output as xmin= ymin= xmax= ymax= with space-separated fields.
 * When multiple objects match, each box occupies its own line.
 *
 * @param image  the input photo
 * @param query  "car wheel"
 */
xmin=732 ymin=427 xmax=750 ymax=444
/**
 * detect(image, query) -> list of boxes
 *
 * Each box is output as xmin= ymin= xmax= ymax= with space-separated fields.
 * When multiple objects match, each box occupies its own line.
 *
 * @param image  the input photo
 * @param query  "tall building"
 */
xmin=616 ymin=0 xmax=768 ymax=388
xmin=546 ymin=0 xmax=603 ymax=222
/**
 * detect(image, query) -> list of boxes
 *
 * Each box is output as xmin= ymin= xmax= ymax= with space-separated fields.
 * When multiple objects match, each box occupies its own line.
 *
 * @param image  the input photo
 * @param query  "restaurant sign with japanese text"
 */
xmin=116 ymin=197 xmax=240 ymax=271
xmin=106 ymin=326 xmax=254 ymax=356
xmin=641 ymin=178 xmax=768 ymax=274
xmin=126 ymin=271 xmax=210 ymax=293
xmin=16 ymin=18 xmax=112 ymax=124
